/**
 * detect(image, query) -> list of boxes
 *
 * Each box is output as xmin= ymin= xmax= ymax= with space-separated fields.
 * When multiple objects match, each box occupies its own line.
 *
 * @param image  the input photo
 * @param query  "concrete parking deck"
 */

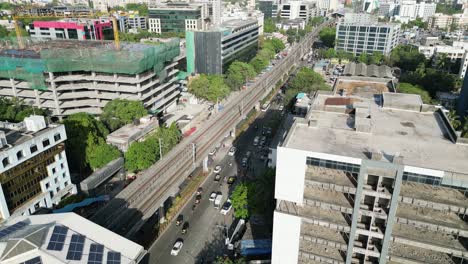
xmin=400 ymin=182 xmax=468 ymax=209
xmin=300 ymin=240 xmax=346 ymax=262
xmin=392 ymin=223 xmax=467 ymax=252
xmin=301 ymin=222 xmax=348 ymax=245
xmin=306 ymin=166 xmax=356 ymax=188
xmin=397 ymin=203 xmax=468 ymax=231
xmin=389 ymin=243 xmax=455 ymax=264
xmin=298 ymin=204 xmax=350 ymax=226
xmin=303 ymin=186 xmax=353 ymax=208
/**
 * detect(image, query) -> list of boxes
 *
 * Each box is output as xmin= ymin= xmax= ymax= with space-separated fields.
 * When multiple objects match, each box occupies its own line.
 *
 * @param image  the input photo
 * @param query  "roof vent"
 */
xmin=24 ymin=116 xmax=46 ymax=132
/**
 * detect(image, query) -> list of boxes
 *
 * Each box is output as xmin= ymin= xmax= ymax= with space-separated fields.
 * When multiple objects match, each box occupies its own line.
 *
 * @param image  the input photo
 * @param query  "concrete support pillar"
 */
xmin=231 ymin=127 xmax=236 ymax=138
xmin=203 ymin=156 xmax=209 ymax=173
xmin=159 ymin=204 xmax=166 ymax=224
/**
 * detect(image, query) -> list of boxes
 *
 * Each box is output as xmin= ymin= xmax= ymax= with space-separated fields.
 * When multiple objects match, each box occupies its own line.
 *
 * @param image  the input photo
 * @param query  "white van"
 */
xmin=214 ymin=194 xmax=223 ymax=209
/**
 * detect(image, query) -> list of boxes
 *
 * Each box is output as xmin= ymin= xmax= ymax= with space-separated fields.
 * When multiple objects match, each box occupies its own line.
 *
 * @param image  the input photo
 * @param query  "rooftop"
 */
xmin=221 ymin=19 xmax=257 ymax=29
xmin=343 ymin=63 xmax=393 ymax=79
xmin=0 ymin=213 xmax=146 ymax=264
xmin=283 ymin=93 xmax=468 ymax=175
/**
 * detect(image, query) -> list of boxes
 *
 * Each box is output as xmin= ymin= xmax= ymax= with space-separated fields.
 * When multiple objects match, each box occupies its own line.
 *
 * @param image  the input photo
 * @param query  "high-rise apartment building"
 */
xmin=279 ymin=0 xmax=316 ymax=22
xmin=335 ymin=21 xmax=400 ymax=55
xmin=148 ymin=3 xmax=208 ymax=34
xmin=0 ymin=39 xmax=182 ymax=117
xmin=0 ymin=116 xmax=77 ymax=220
xmin=272 ymin=90 xmax=468 ymax=264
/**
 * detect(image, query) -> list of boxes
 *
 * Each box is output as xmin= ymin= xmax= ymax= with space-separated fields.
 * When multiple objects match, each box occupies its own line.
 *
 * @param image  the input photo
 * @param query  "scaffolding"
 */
xmin=0 ymin=37 xmax=180 ymax=91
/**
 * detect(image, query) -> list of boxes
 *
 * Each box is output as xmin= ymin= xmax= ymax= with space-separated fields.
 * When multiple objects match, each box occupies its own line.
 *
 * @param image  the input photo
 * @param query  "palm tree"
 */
xmin=447 ymin=110 xmax=461 ymax=130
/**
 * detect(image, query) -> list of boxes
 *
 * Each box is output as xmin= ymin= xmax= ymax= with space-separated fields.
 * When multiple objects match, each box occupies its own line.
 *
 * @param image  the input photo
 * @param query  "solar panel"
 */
xmin=66 ymin=234 xmax=85 ymax=260
xmin=107 ymin=251 xmax=121 ymax=264
xmin=0 ymin=221 xmax=27 ymax=239
xmin=20 ymin=256 xmax=42 ymax=264
xmin=88 ymin=243 xmax=104 ymax=264
xmin=46 ymin=225 xmax=68 ymax=251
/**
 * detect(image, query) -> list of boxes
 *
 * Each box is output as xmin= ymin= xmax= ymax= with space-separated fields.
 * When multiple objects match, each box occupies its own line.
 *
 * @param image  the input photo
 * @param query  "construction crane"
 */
xmin=11 ymin=10 xmax=121 ymax=50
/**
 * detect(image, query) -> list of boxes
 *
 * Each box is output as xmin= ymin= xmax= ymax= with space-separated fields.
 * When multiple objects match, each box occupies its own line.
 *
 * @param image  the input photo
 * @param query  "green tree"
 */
xmin=250 ymin=56 xmax=269 ymax=73
xmin=0 ymin=98 xmax=48 ymax=122
xmin=125 ymin=137 xmax=159 ymax=172
xmin=308 ymin=16 xmax=324 ymax=27
xmin=389 ymin=45 xmax=427 ymax=71
xmin=0 ymin=25 xmax=9 ymax=38
xmin=231 ymin=183 xmax=250 ymax=219
xmin=285 ymin=67 xmax=331 ymax=104
xmin=225 ymin=61 xmax=256 ymax=90
xmin=447 ymin=110 xmax=462 ymax=130
xmin=358 ymin=52 xmax=369 ymax=64
xmin=263 ymin=37 xmax=285 ymax=53
xmin=86 ymin=143 xmax=121 ymax=170
xmin=398 ymin=83 xmax=431 ymax=104
xmin=263 ymin=18 xmax=276 ymax=33
xmin=100 ymin=99 xmax=147 ymax=131
xmin=125 ymin=3 xmax=149 ymax=16
xmin=189 ymin=74 xmax=230 ymax=102
xmin=63 ymin=113 xmax=110 ymax=172
xmin=319 ymin=27 xmax=336 ymax=47
xmin=214 ymin=256 xmax=246 ymax=264
xmin=436 ymin=3 xmax=463 ymax=15
xmin=401 ymin=18 xmax=428 ymax=30
xmin=369 ymin=52 xmax=384 ymax=65
xmin=324 ymin=48 xmax=336 ymax=58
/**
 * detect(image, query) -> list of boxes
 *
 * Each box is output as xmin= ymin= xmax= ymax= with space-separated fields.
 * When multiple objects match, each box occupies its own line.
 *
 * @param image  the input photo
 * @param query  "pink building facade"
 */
xmin=27 ymin=19 xmax=113 ymax=40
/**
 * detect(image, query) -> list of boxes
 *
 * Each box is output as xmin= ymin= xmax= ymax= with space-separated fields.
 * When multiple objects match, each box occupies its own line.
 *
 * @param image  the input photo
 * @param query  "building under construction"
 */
xmin=0 ymin=37 xmax=184 ymax=117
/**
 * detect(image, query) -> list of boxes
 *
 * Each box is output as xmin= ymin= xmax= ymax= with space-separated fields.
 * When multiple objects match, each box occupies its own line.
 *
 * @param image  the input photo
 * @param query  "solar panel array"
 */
xmin=0 ymin=221 xmax=27 ymax=239
xmin=88 ymin=243 xmax=104 ymax=264
xmin=47 ymin=225 xmax=68 ymax=251
xmin=107 ymin=251 xmax=121 ymax=264
xmin=66 ymin=234 xmax=86 ymax=260
xmin=20 ymin=256 xmax=42 ymax=264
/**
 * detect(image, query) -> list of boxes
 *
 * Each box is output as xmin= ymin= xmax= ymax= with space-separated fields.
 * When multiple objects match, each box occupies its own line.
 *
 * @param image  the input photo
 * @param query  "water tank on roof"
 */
xmin=24 ymin=115 xmax=46 ymax=132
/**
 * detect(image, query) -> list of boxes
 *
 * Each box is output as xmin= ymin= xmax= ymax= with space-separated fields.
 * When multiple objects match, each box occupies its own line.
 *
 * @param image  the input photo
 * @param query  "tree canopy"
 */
xmin=263 ymin=18 xmax=276 ymax=33
xmin=124 ymin=123 xmax=181 ymax=172
xmin=100 ymin=99 xmax=147 ymax=131
xmin=125 ymin=3 xmax=149 ymax=16
xmin=189 ymin=74 xmax=230 ymax=102
xmin=62 ymin=113 xmax=111 ymax=173
xmin=225 ymin=61 xmax=257 ymax=90
xmin=0 ymin=98 xmax=48 ymax=122
xmin=319 ymin=27 xmax=336 ymax=47
xmin=398 ymin=83 xmax=431 ymax=104
xmin=357 ymin=52 xmax=384 ymax=65
xmin=401 ymin=18 xmax=428 ymax=29
xmin=230 ymin=183 xmax=250 ymax=219
xmin=285 ymin=67 xmax=331 ymax=104
xmin=389 ymin=45 xmax=427 ymax=72
xmin=86 ymin=143 xmax=121 ymax=170
xmin=436 ymin=3 xmax=463 ymax=15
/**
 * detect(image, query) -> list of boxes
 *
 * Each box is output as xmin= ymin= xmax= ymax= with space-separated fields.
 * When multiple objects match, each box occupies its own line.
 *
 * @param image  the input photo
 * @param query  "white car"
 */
xmin=209 ymin=148 xmax=217 ymax=156
xmin=220 ymin=199 xmax=232 ymax=215
xmin=171 ymin=240 xmax=183 ymax=256
xmin=214 ymin=165 xmax=222 ymax=174
xmin=209 ymin=191 xmax=217 ymax=201
xmin=228 ymin=147 xmax=236 ymax=156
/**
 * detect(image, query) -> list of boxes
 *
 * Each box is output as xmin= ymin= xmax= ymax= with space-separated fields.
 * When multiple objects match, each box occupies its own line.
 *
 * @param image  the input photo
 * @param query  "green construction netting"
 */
xmin=0 ymin=38 xmax=180 ymax=91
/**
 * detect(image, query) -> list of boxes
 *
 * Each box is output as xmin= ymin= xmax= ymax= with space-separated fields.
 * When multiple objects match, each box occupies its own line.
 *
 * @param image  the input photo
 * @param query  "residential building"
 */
xmin=279 ymin=0 xmax=317 ymax=22
xmin=0 ymin=39 xmax=183 ymax=117
xmin=378 ymin=0 xmax=399 ymax=17
xmin=393 ymin=0 xmax=436 ymax=22
xmin=0 ymin=116 xmax=77 ymax=221
xmin=335 ymin=21 xmax=400 ymax=55
xmin=0 ymin=213 xmax=146 ymax=263
xmin=148 ymin=3 xmax=208 ymax=34
xmin=91 ymin=0 xmax=151 ymax=12
xmin=127 ymin=15 xmax=148 ymax=31
xmin=428 ymin=13 xmax=468 ymax=29
xmin=276 ymin=18 xmax=306 ymax=30
xmin=186 ymin=19 xmax=260 ymax=74
xmin=318 ymin=0 xmax=338 ymax=12
xmin=272 ymin=88 xmax=468 ymax=264
xmin=106 ymin=115 xmax=159 ymax=152
xmin=417 ymin=41 xmax=468 ymax=78
xmin=259 ymin=0 xmax=278 ymax=19
xmin=212 ymin=0 xmax=223 ymax=28
xmin=222 ymin=7 xmax=265 ymax=35
xmin=27 ymin=19 xmax=114 ymax=40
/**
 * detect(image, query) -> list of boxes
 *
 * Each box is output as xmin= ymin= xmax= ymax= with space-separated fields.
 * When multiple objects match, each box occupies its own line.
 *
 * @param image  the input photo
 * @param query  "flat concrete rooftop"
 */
xmin=390 ymin=243 xmax=456 ymax=264
xmin=284 ymin=93 xmax=468 ymax=175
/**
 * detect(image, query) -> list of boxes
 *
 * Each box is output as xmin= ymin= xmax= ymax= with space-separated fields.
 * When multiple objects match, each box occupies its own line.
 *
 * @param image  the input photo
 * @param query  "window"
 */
xmin=62 ymin=172 xmax=66 ymax=178
xmin=42 ymin=138 xmax=50 ymax=147
xmin=16 ymin=150 xmax=24 ymax=160
xmin=61 ymin=163 xmax=64 ymax=169
xmin=30 ymin=144 xmax=38 ymax=153
xmin=46 ymin=182 xmax=50 ymax=189
xmin=56 ymin=187 xmax=60 ymax=193
xmin=2 ymin=157 xmax=9 ymax=167
xmin=54 ymin=178 xmax=58 ymax=184
xmin=54 ymin=133 xmax=61 ymax=142
xmin=64 ymin=181 xmax=68 ymax=187
xmin=52 ymin=167 xmax=56 ymax=174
